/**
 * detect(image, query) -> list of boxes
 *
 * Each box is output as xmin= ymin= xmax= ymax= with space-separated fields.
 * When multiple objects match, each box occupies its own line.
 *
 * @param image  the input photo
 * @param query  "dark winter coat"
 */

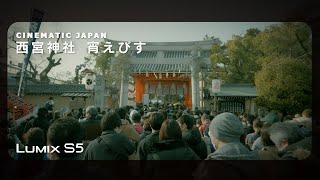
xmin=140 ymin=130 xmax=152 ymax=141
xmin=147 ymin=139 xmax=200 ymax=160
xmin=206 ymin=142 xmax=259 ymax=160
xmin=137 ymin=131 xmax=160 ymax=160
xmin=182 ymin=128 xmax=208 ymax=159
xmin=83 ymin=130 xmax=135 ymax=160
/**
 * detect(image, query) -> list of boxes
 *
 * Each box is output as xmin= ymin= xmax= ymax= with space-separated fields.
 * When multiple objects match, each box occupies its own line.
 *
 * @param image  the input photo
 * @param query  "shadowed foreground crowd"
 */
xmin=7 ymin=105 xmax=312 ymax=160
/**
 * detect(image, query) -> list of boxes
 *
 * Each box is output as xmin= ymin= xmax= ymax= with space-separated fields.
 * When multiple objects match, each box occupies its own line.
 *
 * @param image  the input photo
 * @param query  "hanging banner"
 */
xmin=212 ymin=79 xmax=221 ymax=93
xmin=8 ymin=91 xmax=35 ymax=123
xmin=17 ymin=9 xmax=44 ymax=97
xmin=94 ymin=74 xmax=105 ymax=110
xmin=143 ymin=94 xmax=149 ymax=105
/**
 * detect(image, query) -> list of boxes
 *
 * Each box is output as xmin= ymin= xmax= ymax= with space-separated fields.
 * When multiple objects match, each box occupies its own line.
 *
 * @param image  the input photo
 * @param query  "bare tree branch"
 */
xmin=53 ymin=58 xmax=62 ymax=66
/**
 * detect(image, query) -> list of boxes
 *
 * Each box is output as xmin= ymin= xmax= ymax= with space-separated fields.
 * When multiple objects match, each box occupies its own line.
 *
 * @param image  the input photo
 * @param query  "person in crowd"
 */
xmin=79 ymin=106 xmax=101 ymax=141
xmin=77 ymin=108 xmax=84 ymax=120
xmin=140 ymin=116 xmax=152 ymax=141
xmin=268 ymin=122 xmax=311 ymax=160
xmin=245 ymin=119 xmax=264 ymax=149
xmin=202 ymin=129 xmax=215 ymax=156
xmin=257 ymin=123 xmax=279 ymax=160
xmin=132 ymin=113 xmax=143 ymax=134
xmin=45 ymin=97 xmax=54 ymax=120
xmin=195 ymin=118 xmax=202 ymax=128
xmin=79 ymin=106 xmax=99 ymax=124
xmin=244 ymin=114 xmax=256 ymax=136
xmin=49 ymin=110 xmax=61 ymax=125
xmin=84 ymin=112 xmax=136 ymax=160
xmin=199 ymin=114 xmax=210 ymax=137
xmin=129 ymin=109 xmax=139 ymax=122
xmin=159 ymin=109 xmax=168 ymax=120
xmin=206 ymin=112 xmax=258 ymax=160
xmin=177 ymin=115 xmax=207 ymax=159
xmin=19 ymin=127 xmax=48 ymax=160
xmin=23 ymin=107 xmax=50 ymax=140
xmin=47 ymin=117 xmax=85 ymax=160
xmin=147 ymin=119 xmax=200 ymax=160
xmin=137 ymin=112 xmax=166 ymax=160
xmin=251 ymin=112 xmax=280 ymax=151
xmin=116 ymin=107 xmax=140 ymax=143
xmin=96 ymin=107 xmax=103 ymax=121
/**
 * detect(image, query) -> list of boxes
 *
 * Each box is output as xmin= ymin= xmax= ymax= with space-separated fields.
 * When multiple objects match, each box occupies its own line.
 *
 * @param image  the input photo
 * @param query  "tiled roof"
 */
xmin=61 ymin=92 xmax=90 ymax=97
xmin=131 ymin=50 xmax=211 ymax=59
xmin=131 ymin=64 xmax=212 ymax=73
xmin=209 ymin=84 xmax=257 ymax=97
xmin=8 ymin=84 xmax=89 ymax=95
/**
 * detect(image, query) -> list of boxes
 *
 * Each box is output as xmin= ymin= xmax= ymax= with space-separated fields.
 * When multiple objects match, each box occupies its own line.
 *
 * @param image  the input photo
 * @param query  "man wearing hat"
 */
xmin=46 ymin=97 xmax=54 ymax=120
xmin=207 ymin=112 xmax=258 ymax=160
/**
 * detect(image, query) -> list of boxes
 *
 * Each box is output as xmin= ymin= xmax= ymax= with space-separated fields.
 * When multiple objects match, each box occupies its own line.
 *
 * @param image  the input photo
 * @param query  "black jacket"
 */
xmin=140 ymin=130 xmax=152 ymax=141
xmin=84 ymin=130 xmax=135 ymax=160
xmin=137 ymin=131 xmax=160 ymax=160
xmin=182 ymin=128 xmax=208 ymax=159
xmin=147 ymin=139 xmax=200 ymax=160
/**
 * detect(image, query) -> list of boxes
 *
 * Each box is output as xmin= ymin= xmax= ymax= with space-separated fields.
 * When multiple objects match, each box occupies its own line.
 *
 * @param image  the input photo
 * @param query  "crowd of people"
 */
xmin=6 ymin=102 xmax=312 ymax=160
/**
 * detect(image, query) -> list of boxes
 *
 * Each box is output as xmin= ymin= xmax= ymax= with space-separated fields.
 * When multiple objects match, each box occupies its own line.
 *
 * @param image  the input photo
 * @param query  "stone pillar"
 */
xmin=119 ymin=70 xmax=129 ymax=107
xmin=191 ymin=66 xmax=200 ymax=110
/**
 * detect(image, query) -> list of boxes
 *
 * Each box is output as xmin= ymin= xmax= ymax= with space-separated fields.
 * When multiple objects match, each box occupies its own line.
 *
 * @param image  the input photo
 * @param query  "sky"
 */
xmin=8 ymin=22 xmax=279 ymax=80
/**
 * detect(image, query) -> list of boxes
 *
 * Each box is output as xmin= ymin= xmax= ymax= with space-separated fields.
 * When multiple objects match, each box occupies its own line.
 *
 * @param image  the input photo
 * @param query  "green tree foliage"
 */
xmin=254 ymin=57 xmax=311 ymax=114
xmin=210 ymin=22 xmax=311 ymax=113
xmin=210 ymin=28 xmax=262 ymax=83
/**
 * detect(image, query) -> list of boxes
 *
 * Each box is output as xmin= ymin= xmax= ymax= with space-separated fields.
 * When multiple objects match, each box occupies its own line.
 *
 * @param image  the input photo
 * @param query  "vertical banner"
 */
xmin=17 ymin=9 xmax=44 ymax=97
xmin=143 ymin=94 xmax=149 ymax=105
xmin=94 ymin=74 xmax=105 ymax=110
xmin=212 ymin=79 xmax=221 ymax=93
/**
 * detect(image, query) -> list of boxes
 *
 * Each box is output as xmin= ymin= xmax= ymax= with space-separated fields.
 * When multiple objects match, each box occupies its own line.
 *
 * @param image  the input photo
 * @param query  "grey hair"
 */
xmin=86 ymin=106 xmax=98 ymax=117
xmin=268 ymin=122 xmax=303 ymax=147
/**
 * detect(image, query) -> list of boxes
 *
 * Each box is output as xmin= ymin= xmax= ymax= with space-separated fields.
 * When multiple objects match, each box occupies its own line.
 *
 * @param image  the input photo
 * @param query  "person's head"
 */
xmin=302 ymin=109 xmax=312 ymax=118
xmin=177 ymin=114 xmax=194 ymax=132
xmin=209 ymin=112 xmax=244 ymax=150
xmin=85 ymin=106 xmax=98 ymax=120
xmin=143 ymin=119 xmax=152 ymax=132
xmin=260 ymin=112 xmax=280 ymax=125
xmin=116 ymin=107 xmax=127 ymax=119
xmin=47 ymin=117 xmax=84 ymax=160
xmin=78 ymin=108 xmax=83 ymax=114
xmin=253 ymin=119 xmax=264 ymax=134
xmin=132 ymin=113 xmax=141 ymax=124
xmin=23 ymin=127 xmax=45 ymax=146
xmin=159 ymin=109 xmax=168 ymax=120
xmin=159 ymin=119 xmax=182 ymax=141
xmin=247 ymin=114 xmax=256 ymax=126
xmin=100 ymin=112 xmax=122 ymax=132
xmin=129 ymin=109 xmax=139 ymax=122
xmin=37 ymin=107 xmax=48 ymax=118
xmin=149 ymin=112 xmax=165 ymax=131
xmin=260 ymin=123 xmax=275 ymax=147
xmin=268 ymin=122 xmax=304 ymax=151
xmin=97 ymin=107 xmax=101 ymax=114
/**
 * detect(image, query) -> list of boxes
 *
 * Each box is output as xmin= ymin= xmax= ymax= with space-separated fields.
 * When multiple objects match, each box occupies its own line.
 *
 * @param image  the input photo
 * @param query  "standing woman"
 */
xmin=147 ymin=119 xmax=200 ymax=160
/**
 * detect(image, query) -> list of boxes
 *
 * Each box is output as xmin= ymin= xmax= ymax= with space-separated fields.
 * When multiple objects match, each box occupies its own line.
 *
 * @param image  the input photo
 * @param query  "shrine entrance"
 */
xmin=108 ymin=38 xmax=218 ymax=110
xmin=134 ymin=74 xmax=192 ymax=108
